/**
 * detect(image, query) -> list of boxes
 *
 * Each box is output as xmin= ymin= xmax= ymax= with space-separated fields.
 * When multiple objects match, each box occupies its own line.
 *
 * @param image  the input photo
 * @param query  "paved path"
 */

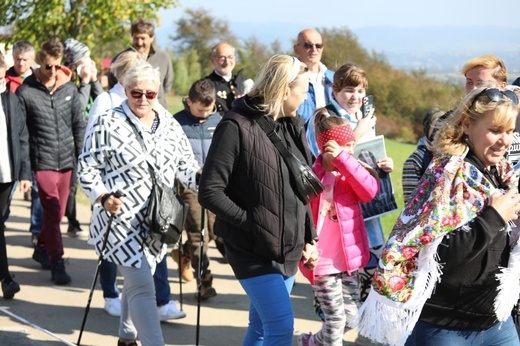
xmin=0 ymin=189 xmax=364 ymax=345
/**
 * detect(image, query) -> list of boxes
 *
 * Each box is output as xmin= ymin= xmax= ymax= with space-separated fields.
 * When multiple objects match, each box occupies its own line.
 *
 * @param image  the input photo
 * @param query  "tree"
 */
xmin=0 ymin=0 xmax=179 ymax=58
xmin=170 ymin=7 xmax=237 ymax=76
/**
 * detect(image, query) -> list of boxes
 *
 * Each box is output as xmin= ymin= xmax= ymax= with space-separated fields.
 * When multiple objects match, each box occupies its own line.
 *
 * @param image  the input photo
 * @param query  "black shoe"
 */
xmin=32 ymin=246 xmax=51 ymax=270
xmin=50 ymin=260 xmax=71 ymax=285
xmin=2 ymin=278 xmax=20 ymax=300
xmin=117 ymin=340 xmax=138 ymax=346
xmin=66 ymin=224 xmax=87 ymax=238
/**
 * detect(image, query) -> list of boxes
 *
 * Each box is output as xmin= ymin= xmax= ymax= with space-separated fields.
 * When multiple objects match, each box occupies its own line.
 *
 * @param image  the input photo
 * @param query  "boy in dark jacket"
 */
xmin=172 ymin=78 xmax=221 ymax=299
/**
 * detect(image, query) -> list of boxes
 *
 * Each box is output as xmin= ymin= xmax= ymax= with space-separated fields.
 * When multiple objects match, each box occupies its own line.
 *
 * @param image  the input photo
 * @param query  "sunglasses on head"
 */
xmin=302 ymin=42 xmax=324 ymax=50
xmin=44 ymin=64 xmax=61 ymax=70
xmin=470 ymin=88 xmax=519 ymax=108
xmin=129 ymin=89 xmax=157 ymax=100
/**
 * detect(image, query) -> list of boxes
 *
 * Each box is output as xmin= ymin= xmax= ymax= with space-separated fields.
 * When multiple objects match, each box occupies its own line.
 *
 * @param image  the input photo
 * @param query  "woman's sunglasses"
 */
xmin=471 ymin=88 xmax=519 ymax=108
xmin=129 ymin=90 xmax=157 ymax=100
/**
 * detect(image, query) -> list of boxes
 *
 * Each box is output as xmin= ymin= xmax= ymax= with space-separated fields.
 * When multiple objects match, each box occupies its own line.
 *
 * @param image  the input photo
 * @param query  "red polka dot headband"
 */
xmin=316 ymin=124 xmax=355 ymax=152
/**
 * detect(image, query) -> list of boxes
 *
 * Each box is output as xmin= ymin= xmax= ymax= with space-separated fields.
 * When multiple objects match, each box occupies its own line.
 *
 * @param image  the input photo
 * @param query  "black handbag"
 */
xmin=255 ymin=116 xmax=324 ymax=204
xmin=125 ymin=116 xmax=188 ymax=245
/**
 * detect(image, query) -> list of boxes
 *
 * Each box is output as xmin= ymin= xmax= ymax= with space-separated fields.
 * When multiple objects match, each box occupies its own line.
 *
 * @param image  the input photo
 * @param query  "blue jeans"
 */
xmin=239 ymin=274 xmax=295 ymax=346
xmin=99 ymin=259 xmax=120 ymax=299
xmin=153 ymin=255 xmax=170 ymax=306
xmin=29 ymin=172 xmax=43 ymax=234
xmin=405 ymin=317 xmax=520 ymax=346
xmin=100 ymin=255 xmax=170 ymax=306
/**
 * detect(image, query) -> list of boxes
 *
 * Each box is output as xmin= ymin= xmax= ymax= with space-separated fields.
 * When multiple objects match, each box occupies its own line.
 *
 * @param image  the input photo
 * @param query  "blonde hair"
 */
xmin=461 ymin=54 xmax=507 ymax=84
xmin=248 ymin=54 xmax=307 ymax=117
xmin=110 ymin=51 xmax=145 ymax=80
xmin=123 ymin=60 xmax=160 ymax=90
xmin=433 ymin=86 xmax=518 ymax=156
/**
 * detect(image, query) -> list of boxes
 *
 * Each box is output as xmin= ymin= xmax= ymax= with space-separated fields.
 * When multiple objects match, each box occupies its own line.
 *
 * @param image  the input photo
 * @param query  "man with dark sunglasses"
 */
xmin=293 ymin=28 xmax=334 ymax=128
xmin=16 ymin=39 xmax=85 ymax=285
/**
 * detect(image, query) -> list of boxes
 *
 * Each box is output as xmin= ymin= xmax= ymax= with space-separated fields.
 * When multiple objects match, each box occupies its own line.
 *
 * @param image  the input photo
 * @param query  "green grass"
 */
xmin=380 ymin=139 xmax=416 ymax=238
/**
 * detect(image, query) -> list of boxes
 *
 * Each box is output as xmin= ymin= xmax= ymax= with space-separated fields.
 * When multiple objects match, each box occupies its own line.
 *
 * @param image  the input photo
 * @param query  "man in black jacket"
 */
xmin=16 ymin=40 xmax=85 ymax=285
xmin=205 ymin=42 xmax=250 ymax=115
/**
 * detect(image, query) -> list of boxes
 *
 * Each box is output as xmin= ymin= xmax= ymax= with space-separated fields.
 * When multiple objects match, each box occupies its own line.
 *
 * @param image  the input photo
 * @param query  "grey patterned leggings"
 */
xmin=311 ymin=272 xmax=360 ymax=346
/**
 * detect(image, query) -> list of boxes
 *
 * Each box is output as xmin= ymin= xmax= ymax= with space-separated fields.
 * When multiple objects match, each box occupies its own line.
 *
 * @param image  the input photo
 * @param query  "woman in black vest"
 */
xmin=199 ymin=54 xmax=319 ymax=345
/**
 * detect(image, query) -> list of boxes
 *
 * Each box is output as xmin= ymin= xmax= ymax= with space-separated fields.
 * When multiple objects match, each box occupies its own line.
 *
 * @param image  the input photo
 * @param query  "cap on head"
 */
xmin=63 ymin=38 xmax=90 ymax=66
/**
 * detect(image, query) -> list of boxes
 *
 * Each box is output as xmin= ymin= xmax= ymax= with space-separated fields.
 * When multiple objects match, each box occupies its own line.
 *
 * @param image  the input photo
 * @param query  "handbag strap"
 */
xmin=255 ymin=116 xmax=297 ymax=161
xmin=124 ymin=115 xmax=157 ymax=185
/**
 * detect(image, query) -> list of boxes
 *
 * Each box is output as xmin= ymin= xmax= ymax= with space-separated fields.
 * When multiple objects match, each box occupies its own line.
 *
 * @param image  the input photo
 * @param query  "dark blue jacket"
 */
xmin=297 ymin=69 xmax=335 ymax=125
xmin=173 ymin=100 xmax=220 ymax=167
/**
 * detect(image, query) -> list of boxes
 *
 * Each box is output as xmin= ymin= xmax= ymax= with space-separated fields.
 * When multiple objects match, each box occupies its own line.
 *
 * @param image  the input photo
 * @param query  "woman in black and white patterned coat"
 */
xmin=78 ymin=61 xmax=200 ymax=346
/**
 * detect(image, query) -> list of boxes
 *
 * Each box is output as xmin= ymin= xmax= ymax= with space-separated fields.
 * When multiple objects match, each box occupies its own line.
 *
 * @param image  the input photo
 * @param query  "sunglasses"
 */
xmin=44 ymin=64 xmax=61 ymax=70
xmin=129 ymin=89 xmax=157 ymax=100
xmin=302 ymin=42 xmax=324 ymax=50
xmin=471 ymin=88 xmax=519 ymax=108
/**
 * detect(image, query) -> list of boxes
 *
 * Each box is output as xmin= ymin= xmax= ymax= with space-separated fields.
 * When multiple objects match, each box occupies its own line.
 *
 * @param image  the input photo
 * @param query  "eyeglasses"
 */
xmin=217 ymin=56 xmax=234 ymax=63
xmin=129 ymin=89 xmax=157 ymax=100
xmin=470 ymin=88 xmax=519 ymax=108
xmin=301 ymin=42 xmax=324 ymax=50
xmin=44 ymin=64 xmax=61 ymax=70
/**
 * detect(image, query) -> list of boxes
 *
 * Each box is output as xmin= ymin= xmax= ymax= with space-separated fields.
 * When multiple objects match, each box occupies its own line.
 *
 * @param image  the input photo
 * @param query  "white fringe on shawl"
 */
xmin=352 ymin=224 xmax=520 ymax=346
xmin=350 ymin=236 xmax=444 ymax=346
xmin=494 ymin=224 xmax=520 ymax=321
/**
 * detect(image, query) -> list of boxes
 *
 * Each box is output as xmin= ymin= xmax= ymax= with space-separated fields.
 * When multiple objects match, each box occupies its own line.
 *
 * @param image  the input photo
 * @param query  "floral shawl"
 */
xmin=351 ymin=148 xmax=520 ymax=346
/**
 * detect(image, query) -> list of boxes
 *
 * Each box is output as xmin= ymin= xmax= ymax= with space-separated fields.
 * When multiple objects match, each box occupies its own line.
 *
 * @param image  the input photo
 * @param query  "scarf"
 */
xmin=351 ymin=148 xmax=520 ymax=346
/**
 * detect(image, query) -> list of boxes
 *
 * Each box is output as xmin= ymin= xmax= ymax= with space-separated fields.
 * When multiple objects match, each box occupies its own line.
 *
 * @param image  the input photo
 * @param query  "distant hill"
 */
xmin=156 ymin=23 xmax=520 ymax=82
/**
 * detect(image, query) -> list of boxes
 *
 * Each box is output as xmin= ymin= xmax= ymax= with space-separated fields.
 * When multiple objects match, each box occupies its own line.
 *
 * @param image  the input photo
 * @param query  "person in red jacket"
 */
xmin=5 ymin=41 xmax=35 ymax=93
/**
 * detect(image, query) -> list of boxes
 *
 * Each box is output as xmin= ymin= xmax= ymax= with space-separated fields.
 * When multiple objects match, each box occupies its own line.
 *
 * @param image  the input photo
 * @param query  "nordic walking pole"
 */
xmin=177 ymin=180 xmax=183 ymax=310
xmin=196 ymin=207 xmax=205 ymax=346
xmin=77 ymin=189 xmax=125 ymax=346
xmin=178 ymin=231 xmax=183 ymax=310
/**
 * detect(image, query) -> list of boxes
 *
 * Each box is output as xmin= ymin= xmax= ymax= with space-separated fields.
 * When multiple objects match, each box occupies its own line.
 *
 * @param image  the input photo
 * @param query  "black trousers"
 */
xmin=0 ymin=182 xmax=15 ymax=280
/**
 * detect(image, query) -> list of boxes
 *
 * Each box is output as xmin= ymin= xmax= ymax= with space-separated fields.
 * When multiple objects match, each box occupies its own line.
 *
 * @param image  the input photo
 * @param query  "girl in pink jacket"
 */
xmin=299 ymin=109 xmax=380 ymax=346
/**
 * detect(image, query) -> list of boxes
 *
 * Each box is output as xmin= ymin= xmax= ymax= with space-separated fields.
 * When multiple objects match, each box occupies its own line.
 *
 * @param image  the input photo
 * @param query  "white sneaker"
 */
xmin=157 ymin=300 xmax=186 ymax=321
xmin=104 ymin=297 xmax=121 ymax=317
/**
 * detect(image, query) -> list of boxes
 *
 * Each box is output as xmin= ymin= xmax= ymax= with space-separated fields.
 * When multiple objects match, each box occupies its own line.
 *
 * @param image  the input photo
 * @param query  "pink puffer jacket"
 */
xmin=300 ymin=150 xmax=380 ymax=284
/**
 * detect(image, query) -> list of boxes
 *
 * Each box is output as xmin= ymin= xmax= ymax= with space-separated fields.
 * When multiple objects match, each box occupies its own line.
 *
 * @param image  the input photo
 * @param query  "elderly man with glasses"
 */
xmin=293 ymin=28 xmax=334 ymax=129
xmin=205 ymin=42 xmax=251 ymax=115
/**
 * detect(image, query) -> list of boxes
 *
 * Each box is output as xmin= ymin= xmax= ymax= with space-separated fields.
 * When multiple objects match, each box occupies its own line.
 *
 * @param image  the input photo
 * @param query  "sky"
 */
xmin=158 ymin=0 xmax=520 ymax=30
xmin=155 ymin=0 xmax=520 ymax=77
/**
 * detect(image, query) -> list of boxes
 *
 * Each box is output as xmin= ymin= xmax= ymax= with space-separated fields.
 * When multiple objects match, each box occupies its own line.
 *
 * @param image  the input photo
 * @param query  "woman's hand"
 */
xmin=301 ymin=242 xmax=319 ymax=270
xmin=378 ymin=157 xmax=394 ymax=173
xmin=489 ymin=188 xmax=520 ymax=222
xmin=99 ymin=193 xmax=124 ymax=216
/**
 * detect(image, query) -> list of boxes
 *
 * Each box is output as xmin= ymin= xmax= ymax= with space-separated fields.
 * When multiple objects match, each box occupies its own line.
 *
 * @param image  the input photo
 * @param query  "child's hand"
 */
xmin=378 ymin=157 xmax=394 ymax=173
xmin=355 ymin=110 xmax=376 ymax=139
xmin=323 ymin=140 xmax=343 ymax=158
xmin=301 ymin=242 xmax=319 ymax=270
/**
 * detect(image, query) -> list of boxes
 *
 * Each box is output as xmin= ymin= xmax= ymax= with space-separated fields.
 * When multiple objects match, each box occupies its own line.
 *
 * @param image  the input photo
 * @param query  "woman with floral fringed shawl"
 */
xmin=352 ymin=86 xmax=520 ymax=346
